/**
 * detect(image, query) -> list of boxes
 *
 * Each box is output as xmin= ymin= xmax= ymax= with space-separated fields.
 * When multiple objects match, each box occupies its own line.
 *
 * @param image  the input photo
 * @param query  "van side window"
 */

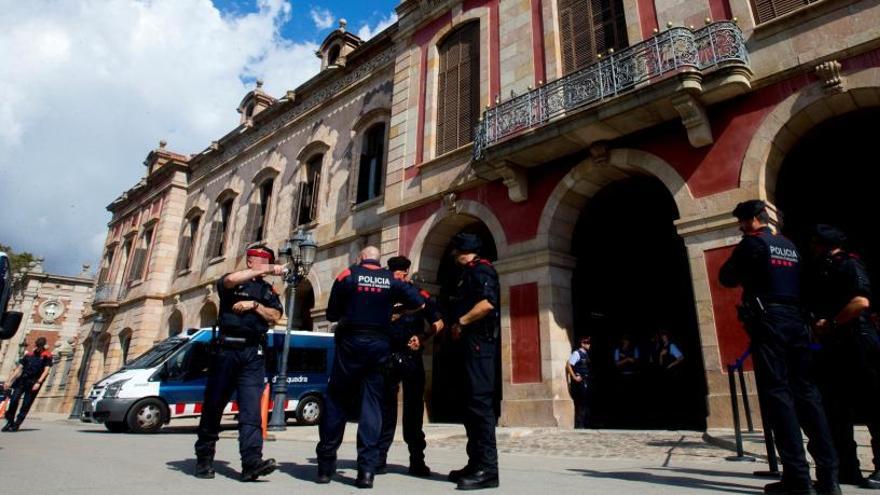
xmin=165 ymin=341 xmax=211 ymax=381
xmin=287 ymin=348 xmax=327 ymax=374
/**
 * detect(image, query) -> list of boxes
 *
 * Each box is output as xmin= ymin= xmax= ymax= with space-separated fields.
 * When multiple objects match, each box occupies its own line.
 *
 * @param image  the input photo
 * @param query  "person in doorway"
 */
xmin=445 ymin=232 xmax=502 ymax=490
xmin=613 ymin=334 xmax=641 ymax=424
xmin=2 ymin=337 xmax=52 ymax=432
xmin=719 ymin=200 xmax=839 ymax=495
xmin=807 ymin=224 xmax=880 ymax=489
xmin=566 ymin=335 xmax=593 ymax=429
xmin=613 ymin=334 xmax=640 ymax=375
xmin=376 ymin=255 xmax=444 ymax=477
xmin=316 ymin=246 xmax=424 ymax=489
xmin=650 ymin=330 xmax=686 ymax=427
xmin=193 ymin=245 xmax=284 ymax=481
xmin=652 ymin=330 xmax=684 ymax=373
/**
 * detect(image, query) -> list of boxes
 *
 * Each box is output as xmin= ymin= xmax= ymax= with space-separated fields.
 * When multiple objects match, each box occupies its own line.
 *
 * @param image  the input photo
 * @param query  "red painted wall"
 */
xmin=530 ymin=0 xmax=546 ymax=85
xmin=638 ymin=0 xmax=659 ymax=39
xmin=708 ymin=0 xmax=732 ymax=20
xmin=704 ymin=246 xmax=752 ymax=371
xmin=510 ymin=282 xmax=542 ymax=383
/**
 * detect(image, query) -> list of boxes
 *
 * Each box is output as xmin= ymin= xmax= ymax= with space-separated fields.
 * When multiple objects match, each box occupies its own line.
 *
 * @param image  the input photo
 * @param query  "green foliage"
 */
xmin=0 ymin=243 xmax=37 ymax=273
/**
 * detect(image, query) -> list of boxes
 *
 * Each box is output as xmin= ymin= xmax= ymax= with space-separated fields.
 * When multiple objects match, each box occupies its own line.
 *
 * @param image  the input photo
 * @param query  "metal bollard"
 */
xmin=737 ymin=366 xmax=755 ymax=433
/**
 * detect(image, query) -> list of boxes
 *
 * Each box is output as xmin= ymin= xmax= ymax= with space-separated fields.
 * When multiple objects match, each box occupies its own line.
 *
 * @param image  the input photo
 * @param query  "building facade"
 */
xmin=70 ymin=0 xmax=880 ymax=429
xmin=0 ymin=259 xmax=94 ymax=413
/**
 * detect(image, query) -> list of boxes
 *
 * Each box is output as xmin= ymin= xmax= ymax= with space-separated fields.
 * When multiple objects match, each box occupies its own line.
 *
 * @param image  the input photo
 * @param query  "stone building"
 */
xmin=69 ymin=0 xmax=880 ymax=429
xmin=0 ymin=259 xmax=94 ymax=413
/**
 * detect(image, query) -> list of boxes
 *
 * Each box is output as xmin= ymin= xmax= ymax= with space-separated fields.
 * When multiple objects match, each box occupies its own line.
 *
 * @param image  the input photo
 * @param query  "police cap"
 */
xmin=731 ymin=200 xmax=766 ymax=220
xmin=813 ymin=224 xmax=847 ymax=248
xmin=246 ymin=244 xmax=275 ymax=263
xmin=387 ymin=255 xmax=412 ymax=272
xmin=451 ymin=233 xmax=482 ymax=254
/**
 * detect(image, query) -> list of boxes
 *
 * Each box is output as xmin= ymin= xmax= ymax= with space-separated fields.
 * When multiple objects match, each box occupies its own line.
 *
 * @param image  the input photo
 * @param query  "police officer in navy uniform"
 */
xmin=376 ymin=255 xmax=444 ymax=477
xmin=566 ymin=336 xmax=593 ymax=429
xmin=445 ymin=232 xmax=501 ymax=490
xmin=808 ymin=225 xmax=880 ymax=489
xmin=720 ymin=200 xmax=839 ymax=495
xmin=194 ymin=244 xmax=284 ymax=481
xmin=316 ymin=246 xmax=424 ymax=489
xmin=2 ymin=337 xmax=52 ymax=432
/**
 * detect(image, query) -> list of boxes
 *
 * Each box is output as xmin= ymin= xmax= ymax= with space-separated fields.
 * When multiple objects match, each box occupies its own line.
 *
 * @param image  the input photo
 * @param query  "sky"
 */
xmin=0 ymin=0 xmax=398 ymax=276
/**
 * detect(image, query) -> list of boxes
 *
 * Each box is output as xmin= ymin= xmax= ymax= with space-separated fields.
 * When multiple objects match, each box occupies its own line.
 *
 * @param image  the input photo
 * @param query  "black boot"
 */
xmin=1 ymin=422 xmax=12 ymax=432
xmin=448 ymin=465 xmax=477 ymax=482
xmin=456 ymin=469 xmax=500 ymax=490
xmin=864 ymin=470 xmax=880 ymax=490
xmin=408 ymin=461 xmax=431 ymax=477
xmin=240 ymin=458 xmax=277 ymax=482
xmin=763 ymin=481 xmax=815 ymax=495
xmin=316 ymin=463 xmax=335 ymax=484
xmin=194 ymin=457 xmax=215 ymax=479
xmin=355 ymin=471 xmax=375 ymax=489
xmin=375 ymin=461 xmax=387 ymax=475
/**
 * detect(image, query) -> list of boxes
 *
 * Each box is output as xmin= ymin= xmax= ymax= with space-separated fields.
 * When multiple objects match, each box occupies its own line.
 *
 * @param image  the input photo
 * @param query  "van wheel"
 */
xmin=104 ymin=421 xmax=129 ymax=433
xmin=126 ymin=398 xmax=166 ymax=433
xmin=296 ymin=395 xmax=322 ymax=426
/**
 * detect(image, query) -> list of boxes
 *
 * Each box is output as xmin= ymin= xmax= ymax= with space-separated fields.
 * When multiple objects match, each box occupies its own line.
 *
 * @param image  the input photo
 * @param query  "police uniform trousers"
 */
xmin=749 ymin=304 xmax=838 ymax=488
xmin=378 ymin=352 xmax=427 ymax=465
xmin=194 ymin=344 xmax=265 ymax=465
xmin=570 ymin=380 xmax=592 ymax=429
xmin=462 ymin=330 xmax=498 ymax=473
xmin=317 ymin=331 xmax=390 ymax=473
xmin=816 ymin=319 xmax=880 ymax=477
xmin=5 ymin=380 xmax=39 ymax=426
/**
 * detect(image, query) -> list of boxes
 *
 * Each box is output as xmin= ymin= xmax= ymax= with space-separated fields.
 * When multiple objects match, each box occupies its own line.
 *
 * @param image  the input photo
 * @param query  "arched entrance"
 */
xmin=571 ymin=175 xmax=707 ymax=429
xmin=168 ymin=310 xmax=183 ymax=337
xmin=775 ymin=109 xmax=880 ymax=287
xmin=290 ymin=279 xmax=315 ymax=331
xmin=413 ymin=214 xmax=500 ymax=423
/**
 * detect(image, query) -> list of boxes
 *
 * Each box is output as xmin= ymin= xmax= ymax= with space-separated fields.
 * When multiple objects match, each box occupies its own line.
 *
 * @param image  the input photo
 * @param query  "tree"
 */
xmin=0 ymin=243 xmax=37 ymax=273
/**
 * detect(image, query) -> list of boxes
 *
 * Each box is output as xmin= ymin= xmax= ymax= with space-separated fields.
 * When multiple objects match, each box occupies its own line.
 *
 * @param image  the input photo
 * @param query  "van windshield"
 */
xmin=124 ymin=338 xmax=187 ymax=369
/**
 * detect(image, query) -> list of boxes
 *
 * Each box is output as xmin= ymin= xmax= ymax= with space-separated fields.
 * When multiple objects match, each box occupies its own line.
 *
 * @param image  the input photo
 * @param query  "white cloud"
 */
xmin=0 ymin=0 xmax=322 ymax=275
xmin=310 ymin=7 xmax=335 ymax=30
xmin=356 ymin=12 xmax=398 ymax=40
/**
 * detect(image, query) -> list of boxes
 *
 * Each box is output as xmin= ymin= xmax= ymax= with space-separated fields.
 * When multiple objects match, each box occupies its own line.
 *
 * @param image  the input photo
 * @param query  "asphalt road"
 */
xmin=0 ymin=418 xmax=869 ymax=494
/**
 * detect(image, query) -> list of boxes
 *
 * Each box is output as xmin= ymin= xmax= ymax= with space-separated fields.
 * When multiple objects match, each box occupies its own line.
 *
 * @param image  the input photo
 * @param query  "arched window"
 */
xmin=357 ymin=123 xmax=386 ymax=203
xmin=245 ymin=179 xmax=274 ymax=243
xmin=176 ymin=214 xmax=201 ymax=272
xmin=559 ymin=0 xmax=628 ymax=75
xmin=200 ymin=302 xmax=218 ymax=328
xmin=206 ymin=197 xmax=234 ymax=259
xmin=328 ymin=45 xmax=341 ymax=65
xmin=119 ymin=328 xmax=133 ymax=365
xmin=436 ymin=22 xmax=480 ymax=155
xmin=168 ymin=310 xmax=183 ymax=337
xmin=296 ymin=155 xmax=323 ymax=226
xmin=128 ymin=226 xmax=154 ymax=282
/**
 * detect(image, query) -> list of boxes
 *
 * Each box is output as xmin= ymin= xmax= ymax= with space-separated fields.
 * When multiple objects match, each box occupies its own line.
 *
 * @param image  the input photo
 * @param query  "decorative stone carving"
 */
xmin=815 ymin=60 xmax=844 ymax=93
xmin=672 ymin=92 xmax=714 ymax=148
xmin=589 ymin=142 xmax=610 ymax=167
xmin=497 ymin=163 xmax=528 ymax=203
xmin=442 ymin=192 xmax=459 ymax=214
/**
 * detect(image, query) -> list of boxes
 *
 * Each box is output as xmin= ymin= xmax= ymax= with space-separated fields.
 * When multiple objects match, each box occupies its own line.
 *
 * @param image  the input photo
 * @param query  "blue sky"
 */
xmin=0 ymin=0 xmax=400 ymax=276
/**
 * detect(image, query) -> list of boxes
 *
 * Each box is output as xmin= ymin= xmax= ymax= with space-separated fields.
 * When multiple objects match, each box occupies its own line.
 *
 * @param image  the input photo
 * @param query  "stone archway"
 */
xmin=168 ymin=310 xmax=183 ymax=337
xmin=199 ymin=302 xmax=218 ymax=328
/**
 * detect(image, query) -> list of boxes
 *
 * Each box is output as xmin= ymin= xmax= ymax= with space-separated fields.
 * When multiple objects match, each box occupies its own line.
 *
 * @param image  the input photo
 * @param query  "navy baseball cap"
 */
xmin=451 ymin=233 xmax=482 ymax=253
xmin=387 ymin=255 xmax=412 ymax=272
xmin=732 ymin=200 xmax=767 ymax=220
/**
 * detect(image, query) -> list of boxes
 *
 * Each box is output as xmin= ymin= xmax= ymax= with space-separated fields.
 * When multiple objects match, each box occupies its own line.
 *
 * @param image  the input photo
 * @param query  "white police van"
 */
xmin=81 ymin=328 xmax=334 ymax=433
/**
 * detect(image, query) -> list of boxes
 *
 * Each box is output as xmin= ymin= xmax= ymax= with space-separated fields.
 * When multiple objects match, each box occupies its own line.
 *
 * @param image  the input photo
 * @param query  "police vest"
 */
xmin=19 ymin=350 xmax=52 ymax=382
xmin=330 ymin=261 xmax=424 ymax=332
xmin=451 ymin=258 xmax=500 ymax=335
xmin=573 ymin=348 xmax=591 ymax=377
xmin=748 ymin=229 xmax=801 ymax=304
xmin=815 ymin=250 xmax=872 ymax=322
xmin=216 ymin=275 xmax=283 ymax=336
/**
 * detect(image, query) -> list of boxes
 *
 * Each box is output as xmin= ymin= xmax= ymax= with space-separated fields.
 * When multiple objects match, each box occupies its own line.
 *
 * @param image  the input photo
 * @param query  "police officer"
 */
xmin=719 ymin=200 xmax=839 ymax=495
xmin=2 ymin=337 xmax=52 ymax=432
xmin=445 ymin=232 xmax=501 ymax=490
xmin=193 ymin=244 xmax=284 ymax=481
xmin=566 ymin=336 xmax=592 ymax=429
xmin=807 ymin=224 xmax=880 ymax=489
xmin=376 ymin=255 xmax=444 ymax=477
xmin=316 ymin=246 xmax=424 ymax=489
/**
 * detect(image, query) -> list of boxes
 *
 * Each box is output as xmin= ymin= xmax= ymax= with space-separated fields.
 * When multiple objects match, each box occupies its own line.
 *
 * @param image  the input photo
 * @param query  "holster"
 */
xmin=736 ymin=296 xmax=765 ymax=328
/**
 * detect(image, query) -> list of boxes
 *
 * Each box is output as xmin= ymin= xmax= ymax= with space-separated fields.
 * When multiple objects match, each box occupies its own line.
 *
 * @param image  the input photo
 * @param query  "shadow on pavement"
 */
xmin=570 ymin=468 xmax=761 ymax=494
xmin=647 ymin=466 xmax=766 ymax=481
xmin=166 ymin=458 xmax=241 ymax=481
xmin=277 ymin=459 xmax=357 ymax=487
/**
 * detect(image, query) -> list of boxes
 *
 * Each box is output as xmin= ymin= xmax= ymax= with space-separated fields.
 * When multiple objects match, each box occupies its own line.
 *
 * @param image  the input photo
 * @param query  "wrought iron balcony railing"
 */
xmin=92 ymin=283 xmax=122 ymax=305
xmin=473 ymin=21 xmax=749 ymax=160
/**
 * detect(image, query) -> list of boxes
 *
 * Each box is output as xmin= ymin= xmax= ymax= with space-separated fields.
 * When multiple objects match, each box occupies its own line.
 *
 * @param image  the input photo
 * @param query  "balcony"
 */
xmin=92 ymin=283 xmax=123 ymax=308
xmin=472 ymin=21 xmax=751 ymax=187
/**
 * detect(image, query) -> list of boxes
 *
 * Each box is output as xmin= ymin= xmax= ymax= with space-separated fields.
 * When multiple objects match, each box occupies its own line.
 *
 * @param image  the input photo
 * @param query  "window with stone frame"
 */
xmin=119 ymin=330 xmax=132 ymax=365
xmin=118 ymin=237 xmax=133 ymax=284
xmin=205 ymin=198 xmax=235 ymax=260
xmin=436 ymin=22 xmax=480 ymax=156
xmin=558 ymin=0 xmax=629 ymax=75
xmin=243 ymin=179 xmax=274 ymax=244
xmin=128 ymin=225 xmax=154 ymax=282
xmin=295 ymin=155 xmax=322 ymax=226
xmin=98 ymin=249 xmax=114 ymax=284
xmin=175 ymin=214 xmax=201 ymax=272
xmin=328 ymin=44 xmax=341 ymax=65
xmin=356 ymin=123 xmax=386 ymax=203
xmin=751 ymin=0 xmax=819 ymax=24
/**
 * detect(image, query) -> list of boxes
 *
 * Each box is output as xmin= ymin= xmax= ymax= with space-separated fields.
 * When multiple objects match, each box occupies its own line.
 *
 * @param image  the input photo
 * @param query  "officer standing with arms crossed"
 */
xmin=316 ymin=246 xmax=424 ymax=489
xmin=720 ymin=200 xmax=839 ymax=495
xmin=194 ymin=244 xmax=284 ymax=481
xmin=566 ymin=335 xmax=593 ymax=429
xmin=445 ymin=232 xmax=501 ymax=490
xmin=2 ymin=336 xmax=52 ymax=432
xmin=808 ymin=225 xmax=880 ymax=489
xmin=376 ymin=255 xmax=444 ymax=477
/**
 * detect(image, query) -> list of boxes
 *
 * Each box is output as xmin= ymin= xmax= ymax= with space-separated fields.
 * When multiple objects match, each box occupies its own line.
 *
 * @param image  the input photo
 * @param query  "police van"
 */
xmin=81 ymin=328 xmax=334 ymax=433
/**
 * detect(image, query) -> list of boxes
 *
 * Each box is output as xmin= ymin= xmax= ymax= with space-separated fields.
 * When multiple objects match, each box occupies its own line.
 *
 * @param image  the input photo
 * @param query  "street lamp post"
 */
xmin=268 ymin=229 xmax=317 ymax=431
xmin=69 ymin=313 xmax=107 ymax=420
